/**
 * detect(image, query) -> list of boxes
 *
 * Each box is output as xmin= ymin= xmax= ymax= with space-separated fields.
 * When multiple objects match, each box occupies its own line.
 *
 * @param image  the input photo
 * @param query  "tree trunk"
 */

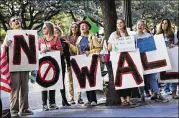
xmin=122 ymin=0 xmax=132 ymax=31
xmin=99 ymin=0 xmax=117 ymax=42
xmin=105 ymin=62 xmax=121 ymax=105
xmin=99 ymin=0 xmax=120 ymax=106
xmin=69 ymin=10 xmax=77 ymax=22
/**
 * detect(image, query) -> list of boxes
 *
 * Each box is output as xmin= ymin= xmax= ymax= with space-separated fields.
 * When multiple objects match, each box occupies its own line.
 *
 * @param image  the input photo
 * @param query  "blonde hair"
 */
xmin=43 ymin=21 xmax=54 ymax=37
xmin=54 ymin=26 xmax=63 ymax=36
xmin=136 ymin=19 xmax=145 ymax=28
xmin=156 ymin=18 xmax=174 ymax=40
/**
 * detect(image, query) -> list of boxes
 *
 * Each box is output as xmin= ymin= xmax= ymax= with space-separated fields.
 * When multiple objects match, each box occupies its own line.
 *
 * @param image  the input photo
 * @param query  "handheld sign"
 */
xmin=137 ymin=36 xmax=157 ymax=53
xmin=113 ymin=36 xmax=136 ymax=52
xmin=110 ymin=49 xmax=144 ymax=90
xmin=140 ymin=34 xmax=171 ymax=75
xmin=7 ymin=30 xmax=38 ymax=72
xmin=159 ymin=47 xmax=179 ymax=83
xmin=34 ymin=51 xmax=63 ymax=91
xmin=70 ymin=54 xmax=103 ymax=92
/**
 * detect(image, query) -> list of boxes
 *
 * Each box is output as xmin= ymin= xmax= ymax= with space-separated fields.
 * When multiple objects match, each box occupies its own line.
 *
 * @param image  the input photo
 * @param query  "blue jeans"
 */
xmin=147 ymin=73 xmax=160 ymax=94
xmin=164 ymin=83 xmax=177 ymax=92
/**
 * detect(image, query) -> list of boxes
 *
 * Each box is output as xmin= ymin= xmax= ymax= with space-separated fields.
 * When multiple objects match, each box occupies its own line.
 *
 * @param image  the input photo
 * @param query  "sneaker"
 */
xmin=11 ymin=111 xmax=19 ymax=117
xmin=157 ymin=94 xmax=165 ymax=100
xmin=49 ymin=104 xmax=59 ymax=110
xmin=156 ymin=94 xmax=169 ymax=102
xmin=84 ymin=102 xmax=91 ymax=106
xmin=163 ymin=91 xmax=172 ymax=96
xmin=20 ymin=109 xmax=34 ymax=116
xmin=69 ymin=100 xmax=76 ymax=104
xmin=172 ymin=91 xmax=177 ymax=99
xmin=173 ymin=95 xmax=179 ymax=99
xmin=43 ymin=105 xmax=49 ymax=111
xmin=151 ymin=93 xmax=158 ymax=100
xmin=78 ymin=99 xmax=84 ymax=104
xmin=91 ymin=101 xmax=97 ymax=106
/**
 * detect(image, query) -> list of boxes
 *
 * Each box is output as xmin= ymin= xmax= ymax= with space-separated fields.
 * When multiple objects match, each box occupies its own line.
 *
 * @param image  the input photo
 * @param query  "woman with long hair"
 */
xmin=63 ymin=22 xmax=84 ymax=105
xmin=156 ymin=18 xmax=178 ymax=99
xmin=38 ymin=21 xmax=61 ymax=111
xmin=65 ymin=20 xmax=101 ymax=106
xmin=108 ymin=18 xmax=133 ymax=106
xmin=135 ymin=20 xmax=168 ymax=102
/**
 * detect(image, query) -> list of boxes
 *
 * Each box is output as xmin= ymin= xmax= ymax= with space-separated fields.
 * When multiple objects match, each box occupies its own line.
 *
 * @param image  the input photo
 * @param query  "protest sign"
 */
xmin=8 ymin=30 xmax=38 ymax=72
xmin=110 ymin=49 xmax=144 ymax=90
xmin=34 ymin=51 xmax=63 ymax=91
xmin=70 ymin=54 xmax=103 ymax=92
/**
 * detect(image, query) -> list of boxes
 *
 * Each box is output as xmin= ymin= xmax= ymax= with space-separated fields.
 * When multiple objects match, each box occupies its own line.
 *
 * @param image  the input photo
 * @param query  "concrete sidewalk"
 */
xmin=24 ymin=96 xmax=178 ymax=117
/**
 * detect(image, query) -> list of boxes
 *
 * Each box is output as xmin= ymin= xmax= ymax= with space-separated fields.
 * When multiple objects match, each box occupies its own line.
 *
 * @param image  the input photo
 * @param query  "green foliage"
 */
xmin=131 ymin=0 xmax=179 ymax=29
xmin=51 ymin=12 xmax=73 ymax=35
xmin=0 ymin=26 xmax=6 ymax=42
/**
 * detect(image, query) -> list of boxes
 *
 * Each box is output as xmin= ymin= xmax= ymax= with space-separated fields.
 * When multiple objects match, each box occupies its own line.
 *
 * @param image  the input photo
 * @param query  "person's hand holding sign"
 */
xmin=6 ymin=40 xmax=12 ymax=47
xmin=85 ymin=51 xmax=90 ymax=56
xmin=40 ymin=48 xmax=50 ymax=54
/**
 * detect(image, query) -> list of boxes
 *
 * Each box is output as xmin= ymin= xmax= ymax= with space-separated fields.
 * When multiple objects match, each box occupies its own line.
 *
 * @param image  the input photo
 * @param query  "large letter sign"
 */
xmin=140 ymin=34 xmax=171 ymax=74
xmin=110 ymin=49 xmax=144 ymax=90
xmin=8 ymin=30 xmax=38 ymax=72
xmin=159 ymin=47 xmax=179 ymax=83
xmin=13 ymin=34 xmax=36 ymax=65
xmin=34 ymin=51 xmax=63 ymax=91
xmin=70 ymin=54 xmax=103 ymax=92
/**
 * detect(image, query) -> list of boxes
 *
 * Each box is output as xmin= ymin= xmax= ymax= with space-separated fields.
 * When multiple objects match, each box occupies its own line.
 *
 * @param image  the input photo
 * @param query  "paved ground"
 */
xmin=1 ymin=73 xmax=179 ymax=117
xmin=25 ymin=100 xmax=178 ymax=117
xmin=23 ymin=95 xmax=178 ymax=117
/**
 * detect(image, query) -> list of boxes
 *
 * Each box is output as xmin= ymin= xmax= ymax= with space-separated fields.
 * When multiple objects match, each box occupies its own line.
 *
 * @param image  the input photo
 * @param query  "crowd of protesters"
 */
xmin=0 ymin=15 xmax=178 ymax=117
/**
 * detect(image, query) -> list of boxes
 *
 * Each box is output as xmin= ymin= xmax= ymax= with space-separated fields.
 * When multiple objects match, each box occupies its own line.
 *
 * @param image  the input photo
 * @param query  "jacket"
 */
xmin=68 ymin=34 xmax=101 ymax=55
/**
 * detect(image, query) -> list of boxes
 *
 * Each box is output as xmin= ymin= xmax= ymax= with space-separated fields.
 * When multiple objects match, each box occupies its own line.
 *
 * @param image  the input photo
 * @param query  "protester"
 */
xmin=2 ymin=16 xmax=33 ymax=117
xmin=134 ymin=20 xmax=168 ymax=102
xmin=54 ymin=26 xmax=71 ymax=106
xmin=156 ymin=18 xmax=178 ymax=99
xmin=62 ymin=22 xmax=84 ymax=105
xmin=108 ymin=18 xmax=133 ymax=106
xmin=38 ymin=21 xmax=61 ymax=111
xmin=65 ymin=20 xmax=101 ymax=106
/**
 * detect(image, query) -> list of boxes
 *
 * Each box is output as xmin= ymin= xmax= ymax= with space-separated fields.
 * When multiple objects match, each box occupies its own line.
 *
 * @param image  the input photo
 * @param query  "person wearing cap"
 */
xmin=64 ymin=20 xmax=101 ymax=106
xmin=2 ymin=16 xmax=34 ymax=117
xmin=62 ymin=22 xmax=84 ymax=105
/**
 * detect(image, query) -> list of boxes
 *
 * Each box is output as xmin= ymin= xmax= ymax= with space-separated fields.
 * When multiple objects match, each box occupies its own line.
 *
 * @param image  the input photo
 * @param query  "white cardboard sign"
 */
xmin=70 ymin=54 xmax=103 ymax=92
xmin=33 ymin=51 xmax=63 ymax=91
xmin=141 ymin=34 xmax=171 ymax=75
xmin=7 ymin=30 xmax=38 ymax=72
xmin=159 ymin=46 xmax=179 ymax=83
xmin=110 ymin=49 xmax=144 ymax=90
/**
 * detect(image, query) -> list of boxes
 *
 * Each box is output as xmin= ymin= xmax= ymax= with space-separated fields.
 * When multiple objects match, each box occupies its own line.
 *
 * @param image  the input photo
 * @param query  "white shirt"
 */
xmin=108 ymin=31 xmax=126 ymax=52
